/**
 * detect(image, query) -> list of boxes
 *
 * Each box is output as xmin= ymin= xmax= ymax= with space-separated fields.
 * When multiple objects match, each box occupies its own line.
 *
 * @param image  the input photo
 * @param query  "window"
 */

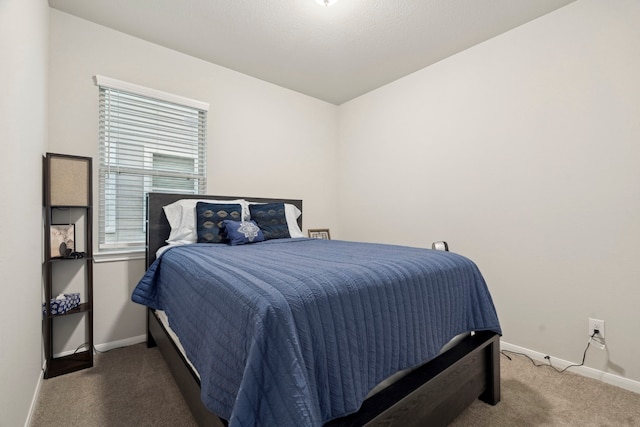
xmin=96 ymin=76 xmax=207 ymax=252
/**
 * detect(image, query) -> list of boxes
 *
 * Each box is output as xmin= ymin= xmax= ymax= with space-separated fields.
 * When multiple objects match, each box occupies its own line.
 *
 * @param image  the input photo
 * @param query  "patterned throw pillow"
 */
xmin=195 ymin=202 xmax=242 ymax=243
xmin=221 ymin=220 xmax=265 ymax=246
xmin=249 ymin=202 xmax=291 ymax=240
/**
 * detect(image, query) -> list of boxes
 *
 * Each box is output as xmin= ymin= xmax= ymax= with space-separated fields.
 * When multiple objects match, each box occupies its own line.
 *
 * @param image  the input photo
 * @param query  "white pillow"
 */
xmin=284 ymin=204 xmax=305 ymax=238
xmin=247 ymin=202 xmax=305 ymax=238
xmin=163 ymin=198 xmax=247 ymax=244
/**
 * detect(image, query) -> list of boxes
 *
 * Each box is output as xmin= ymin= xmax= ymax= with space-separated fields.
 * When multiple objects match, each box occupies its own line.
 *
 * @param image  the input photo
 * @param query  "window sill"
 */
xmin=94 ymin=249 xmax=145 ymax=263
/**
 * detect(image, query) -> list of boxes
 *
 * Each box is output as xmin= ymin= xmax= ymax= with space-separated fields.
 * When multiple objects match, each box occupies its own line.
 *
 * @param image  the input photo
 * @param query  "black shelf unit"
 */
xmin=43 ymin=153 xmax=94 ymax=378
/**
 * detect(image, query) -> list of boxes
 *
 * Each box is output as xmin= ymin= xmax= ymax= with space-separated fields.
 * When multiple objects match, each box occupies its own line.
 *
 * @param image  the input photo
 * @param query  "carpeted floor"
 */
xmin=31 ymin=344 xmax=640 ymax=426
xmin=32 ymin=344 xmax=198 ymax=426
xmin=450 ymin=351 xmax=640 ymax=427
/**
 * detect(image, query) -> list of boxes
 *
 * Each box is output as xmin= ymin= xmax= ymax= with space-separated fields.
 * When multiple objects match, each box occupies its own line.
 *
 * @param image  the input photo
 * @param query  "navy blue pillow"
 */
xmin=222 ymin=220 xmax=265 ymax=246
xmin=195 ymin=202 xmax=242 ymax=243
xmin=249 ymin=203 xmax=290 ymax=240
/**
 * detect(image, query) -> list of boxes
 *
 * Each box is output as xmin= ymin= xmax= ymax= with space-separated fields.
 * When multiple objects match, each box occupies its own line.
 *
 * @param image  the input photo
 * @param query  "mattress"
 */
xmin=133 ymin=238 xmax=501 ymax=426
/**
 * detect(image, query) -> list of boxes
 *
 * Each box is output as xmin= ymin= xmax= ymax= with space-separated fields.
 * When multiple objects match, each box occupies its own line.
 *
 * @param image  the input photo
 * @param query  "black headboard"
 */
xmin=146 ymin=193 xmax=303 ymax=268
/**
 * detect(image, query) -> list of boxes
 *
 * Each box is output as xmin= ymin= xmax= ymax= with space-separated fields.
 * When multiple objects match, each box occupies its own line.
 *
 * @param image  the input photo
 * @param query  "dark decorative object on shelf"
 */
xmin=66 ymin=251 xmax=87 ymax=259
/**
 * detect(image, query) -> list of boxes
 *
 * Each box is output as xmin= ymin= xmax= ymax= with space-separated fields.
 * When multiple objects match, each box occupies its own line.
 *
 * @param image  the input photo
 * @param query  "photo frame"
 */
xmin=308 ymin=228 xmax=331 ymax=240
xmin=50 ymin=224 xmax=75 ymax=258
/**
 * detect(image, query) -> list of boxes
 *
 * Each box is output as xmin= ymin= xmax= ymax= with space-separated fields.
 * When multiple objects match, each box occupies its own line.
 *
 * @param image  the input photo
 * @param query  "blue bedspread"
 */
xmin=132 ymin=238 xmax=501 ymax=427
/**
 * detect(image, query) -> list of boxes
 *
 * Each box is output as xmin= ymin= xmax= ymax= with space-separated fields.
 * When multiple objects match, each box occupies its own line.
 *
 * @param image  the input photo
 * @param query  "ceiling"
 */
xmin=48 ymin=0 xmax=575 ymax=105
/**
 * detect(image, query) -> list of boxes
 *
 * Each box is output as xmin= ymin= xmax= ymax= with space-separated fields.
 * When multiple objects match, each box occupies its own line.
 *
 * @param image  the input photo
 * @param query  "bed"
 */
xmin=133 ymin=192 xmax=501 ymax=427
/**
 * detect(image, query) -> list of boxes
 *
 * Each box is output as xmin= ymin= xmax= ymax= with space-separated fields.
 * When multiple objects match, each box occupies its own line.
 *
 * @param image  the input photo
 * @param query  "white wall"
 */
xmin=0 ymin=0 xmax=49 ymax=425
xmin=338 ymin=0 xmax=640 ymax=384
xmin=48 ymin=10 xmax=339 ymax=350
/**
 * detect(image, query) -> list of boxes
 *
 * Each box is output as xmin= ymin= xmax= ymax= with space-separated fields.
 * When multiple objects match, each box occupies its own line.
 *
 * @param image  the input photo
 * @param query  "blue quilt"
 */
xmin=132 ymin=238 xmax=501 ymax=427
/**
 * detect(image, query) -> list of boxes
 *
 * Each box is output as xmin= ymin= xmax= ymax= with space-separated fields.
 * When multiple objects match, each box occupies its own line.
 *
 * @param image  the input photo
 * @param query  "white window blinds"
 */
xmin=96 ymin=76 xmax=207 ymax=251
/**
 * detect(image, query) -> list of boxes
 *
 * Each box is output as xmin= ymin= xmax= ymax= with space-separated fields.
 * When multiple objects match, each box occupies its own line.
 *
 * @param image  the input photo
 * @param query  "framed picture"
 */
xmin=308 ymin=228 xmax=331 ymax=240
xmin=50 ymin=224 xmax=75 ymax=258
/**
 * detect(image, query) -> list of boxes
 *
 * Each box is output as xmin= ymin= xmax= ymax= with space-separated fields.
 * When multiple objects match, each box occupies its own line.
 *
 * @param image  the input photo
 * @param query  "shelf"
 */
xmin=48 ymin=256 xmax=92 ymax=263
xmin=45 ymin=349 xmax=93 ymax=378
xmin=43 ymin=152 xmax=94 ymax=379
xmin=45 ymin=302 xmax=92 ymax=319
xmin=50 ymin=205 xmax=92 ymax=209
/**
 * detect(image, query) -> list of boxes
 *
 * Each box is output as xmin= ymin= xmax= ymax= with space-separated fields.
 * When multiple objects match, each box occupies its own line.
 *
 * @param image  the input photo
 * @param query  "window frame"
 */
xmin=94 ymin=75 xmax=208 ymax=257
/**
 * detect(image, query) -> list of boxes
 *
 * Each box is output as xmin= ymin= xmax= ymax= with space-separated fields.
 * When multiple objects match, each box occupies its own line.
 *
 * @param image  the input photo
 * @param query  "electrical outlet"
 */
xmin=588 ymin=318 xmax=605 ymax=339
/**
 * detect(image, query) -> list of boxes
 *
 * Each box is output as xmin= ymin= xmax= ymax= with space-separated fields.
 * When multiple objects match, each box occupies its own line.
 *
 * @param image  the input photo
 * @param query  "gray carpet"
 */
xmin=32 ymin=344 xmax=197 ymax=426
xmin=451 ymin=351 xmax=640 ymax=427
xmin=31 ymin=344 xmax=640 ymax=426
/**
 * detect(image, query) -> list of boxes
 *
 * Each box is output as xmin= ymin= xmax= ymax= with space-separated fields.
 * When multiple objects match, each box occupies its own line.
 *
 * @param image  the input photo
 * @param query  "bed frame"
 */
xmin=144 ymin=192 xmax=501 ymax=427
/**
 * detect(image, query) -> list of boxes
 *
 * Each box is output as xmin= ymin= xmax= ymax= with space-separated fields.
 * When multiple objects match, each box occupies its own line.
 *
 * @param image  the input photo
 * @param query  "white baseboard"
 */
xmin=94 ymin=334 xmax=147 ymax=353
xmin=24 ymin=369 xmax=44 ymax=427
xmin=500 ymin=340 xmax=640 ymax=395
xmin=52 ymin=335 xmax=146 ymax=358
